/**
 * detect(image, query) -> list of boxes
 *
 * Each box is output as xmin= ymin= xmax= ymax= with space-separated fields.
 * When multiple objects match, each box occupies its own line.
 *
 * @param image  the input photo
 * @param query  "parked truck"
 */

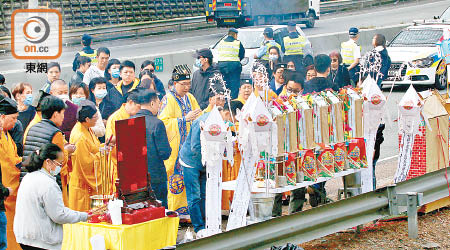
xmin=204 ymin=0 xmax=320 ymax=28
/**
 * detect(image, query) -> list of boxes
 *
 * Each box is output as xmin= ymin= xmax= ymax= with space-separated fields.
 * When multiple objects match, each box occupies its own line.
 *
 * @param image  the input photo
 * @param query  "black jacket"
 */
xmin=131 ymin=110 xmax=171 ymax=184
xmin=10 ymin=120 xmax=24 ymax=157
xmin=0 ymin=163 xmax=10 ymax=211
xmin=303 ymin=77 xmax=336 ymax=94
xmin=328 ymin=65 xmax=351 ymax=90
xmin=190 ymin=65 xmax=221 ymax=110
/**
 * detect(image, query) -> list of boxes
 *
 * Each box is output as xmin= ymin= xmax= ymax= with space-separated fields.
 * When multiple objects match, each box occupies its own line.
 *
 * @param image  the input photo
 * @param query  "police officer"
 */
xmin=283 ymin=22 xmax=307 ymax=74
xmin=72 ymin=34 xmax=97 ymax=72
xmin=255 ymin=27 xmax=282 ymax=62
xmin=340 ymin=27 xmax=361 ymax=85
xmin=217 ymin=28 xmax=245 ymax=99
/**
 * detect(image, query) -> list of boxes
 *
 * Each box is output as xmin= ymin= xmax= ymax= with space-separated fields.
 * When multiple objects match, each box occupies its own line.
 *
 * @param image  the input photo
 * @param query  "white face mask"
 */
xmin=57 ymin=94 xmax=70 ymax=102
xmin=49 ymin=160 xmax=61 ymax=176
xmin=269 ymin=54 xmax=278 ymax=61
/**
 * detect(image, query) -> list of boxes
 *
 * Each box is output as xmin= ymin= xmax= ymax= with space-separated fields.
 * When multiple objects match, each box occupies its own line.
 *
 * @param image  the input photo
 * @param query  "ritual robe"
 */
xmin=68 ymin=122 xmax=102 ymax=212
xmin=221 ymin=124 xmax=241 ymax=210
xmin=234 ymin=96 xmax=247 ymax=105
xmin=51 ymin=132 xmax=70 ymax=206
xmin=254 ymin=89 xmax=278 ymax=102
xmin=23 ymin=112 xmax=42 ymax=143
xmin=105 ymin=104 xmax=130 ymax=190
xmin=0 ymin=131 xmax=22 ymax=250
xmin=158 ymin=91 xmax=200 ymax=217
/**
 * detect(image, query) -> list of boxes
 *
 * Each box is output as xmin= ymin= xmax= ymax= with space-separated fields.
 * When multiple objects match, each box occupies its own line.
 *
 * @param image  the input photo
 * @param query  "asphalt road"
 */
xmin=0 ymin=0 xmax=448 ymax=162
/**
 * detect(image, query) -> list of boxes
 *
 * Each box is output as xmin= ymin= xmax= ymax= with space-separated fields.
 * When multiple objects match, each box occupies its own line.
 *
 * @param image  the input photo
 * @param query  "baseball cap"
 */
xmin=287 ymin=21 xmax=296 ymax=27
xmin=81 ymin=34 xmax=92 ymax=43
xmin=193 ymin=48 xmax=213 ymax=59
xmin=349 ymin=27 xmax=359 ymax=36
xmin=229 ymin=28 xmax=239 ymax=34
xmin=263 ymin=27 xmax=274 ymax=36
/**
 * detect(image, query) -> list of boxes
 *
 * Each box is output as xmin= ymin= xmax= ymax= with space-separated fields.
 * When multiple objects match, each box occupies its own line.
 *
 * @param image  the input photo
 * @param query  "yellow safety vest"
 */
xmin=218 ymin=40 xmax=241 ymax=62
xmin=262 ymin=41 xmax=282 ymax=61
xmin=79 ymin=50 xmax=98 ymax=64
xmin=283 ymin=36 xmax=306 ymax=56
xmin=340 ymin=40 xmax=360 ymax=65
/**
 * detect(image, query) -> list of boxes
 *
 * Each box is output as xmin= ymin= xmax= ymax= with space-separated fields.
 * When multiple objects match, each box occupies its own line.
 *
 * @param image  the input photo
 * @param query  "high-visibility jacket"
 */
xmin=262 ymin=41 xmax=282 ymax=61
xmin=283 ymin=36 xmax=306 ymax=56
xmin=341 ymin=40 xmax=361 ymax=65
xmin=218 ymin=40 xmax=241 ymax=62
xmin=79 ymin=50 xmax=98 ymax=65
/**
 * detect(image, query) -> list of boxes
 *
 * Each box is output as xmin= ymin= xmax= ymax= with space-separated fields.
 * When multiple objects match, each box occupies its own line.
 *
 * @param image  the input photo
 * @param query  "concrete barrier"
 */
xmin=2 ymin=23 xmax=410 ymax=92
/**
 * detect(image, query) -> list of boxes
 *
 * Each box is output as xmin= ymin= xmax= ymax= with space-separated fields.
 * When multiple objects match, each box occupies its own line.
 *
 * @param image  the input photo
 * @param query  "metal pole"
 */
xmin=407 ymin=192 xmax=418 ymax=239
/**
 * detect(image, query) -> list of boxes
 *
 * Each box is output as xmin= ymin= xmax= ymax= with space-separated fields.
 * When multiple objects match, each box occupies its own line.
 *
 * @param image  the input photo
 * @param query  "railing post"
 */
xmin=406 ymin=192 xmax=418 ymax=239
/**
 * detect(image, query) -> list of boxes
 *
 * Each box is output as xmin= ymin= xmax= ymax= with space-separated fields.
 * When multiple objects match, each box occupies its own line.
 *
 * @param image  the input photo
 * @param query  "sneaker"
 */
xmin=196 ymin=229 xmax=207 ymax=239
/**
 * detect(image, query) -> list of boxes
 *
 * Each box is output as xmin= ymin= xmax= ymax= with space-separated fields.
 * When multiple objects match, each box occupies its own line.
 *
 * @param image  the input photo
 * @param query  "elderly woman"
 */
xmin=14 ymin=143 xmax=89 ymax=250
xmin=12 ymin=83 xmax=36 ymax=130
xmin=328 ymin=51 xmax=351 ymax=90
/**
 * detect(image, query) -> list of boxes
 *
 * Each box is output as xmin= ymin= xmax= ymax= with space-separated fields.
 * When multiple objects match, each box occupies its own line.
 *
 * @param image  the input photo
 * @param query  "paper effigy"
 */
xmin=316 ymin=147 xmax=335 ymax=178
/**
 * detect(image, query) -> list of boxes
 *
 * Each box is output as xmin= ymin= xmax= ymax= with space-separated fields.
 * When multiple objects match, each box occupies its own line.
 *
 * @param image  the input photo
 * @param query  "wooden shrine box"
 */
xmin=115 ymin=117 xmax=163 ymax=221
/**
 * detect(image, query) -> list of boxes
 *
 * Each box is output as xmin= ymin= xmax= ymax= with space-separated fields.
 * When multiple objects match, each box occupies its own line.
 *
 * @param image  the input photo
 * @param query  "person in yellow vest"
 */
xmin=255 ymin=27 xmax=282 ymax=62
xmin=105 ymin=89 xmax=142 ymax=188
xmin=0 ymin=96 xmax=22 ymax=250
xmin=217 ymin=28 xmax=245 ymax=100
xmin=68 ymin=100 xmax=103 ymax=212
xmin=283 ymin=22 xmax=307 ymax=74
xmin=72 ymin=34 xmax=97 ymax=72
xmin=340 ymin=27 xmax=361 ymax=85
xmin=234 ymin=78 xmax=253 ymax=105
xmin=158 ymin=65 xmax=201 ymax=220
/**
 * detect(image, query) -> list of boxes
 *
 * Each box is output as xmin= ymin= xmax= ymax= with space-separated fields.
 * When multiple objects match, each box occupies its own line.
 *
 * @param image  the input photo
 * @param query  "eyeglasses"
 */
xmin=51 ymin=160 xmax=63 ymax=167
xmin=287 ymin=88 xmax=301 ymax=94
xmin=331 ymin=59 xmax=338 ymax=62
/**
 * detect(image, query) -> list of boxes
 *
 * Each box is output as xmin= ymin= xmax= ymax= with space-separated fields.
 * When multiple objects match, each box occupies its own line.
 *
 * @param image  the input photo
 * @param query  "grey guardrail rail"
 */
xmin=177 ymin=167 xmax=450 ymax=250
xmin=320 ymin=0 xmax=411 ymax=14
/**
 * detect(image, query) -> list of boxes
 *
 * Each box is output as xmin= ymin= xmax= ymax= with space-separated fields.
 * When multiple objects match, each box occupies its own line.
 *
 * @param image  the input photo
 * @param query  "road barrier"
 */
xmin=177 ymin=167 xmax=450 ymax=250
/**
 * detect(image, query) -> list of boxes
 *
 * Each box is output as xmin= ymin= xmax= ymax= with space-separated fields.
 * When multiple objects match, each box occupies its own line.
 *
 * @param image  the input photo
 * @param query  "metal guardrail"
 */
xmin=321 ymin=0 xmax=411 ymax=14
xmin=177 ymin=167 xmax=450 ymax=250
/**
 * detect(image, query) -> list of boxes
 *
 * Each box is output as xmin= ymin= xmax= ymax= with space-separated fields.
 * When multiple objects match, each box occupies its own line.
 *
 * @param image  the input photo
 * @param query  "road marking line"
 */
xmin=377 ymin=155 xmax=398 ymax=164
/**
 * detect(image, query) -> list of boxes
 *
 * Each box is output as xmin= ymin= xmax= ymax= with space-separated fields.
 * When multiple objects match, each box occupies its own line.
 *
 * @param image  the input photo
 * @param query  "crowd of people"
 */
xmin=0 ymin=23 xmax=393 ymax=249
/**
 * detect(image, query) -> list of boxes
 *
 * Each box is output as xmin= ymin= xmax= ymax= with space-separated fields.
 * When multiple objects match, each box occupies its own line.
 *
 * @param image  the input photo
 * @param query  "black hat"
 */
xmin=287 ymin=21 xmax=296 ymax=27
xmin=32 ymin=90 xmax=51 ymax=109
xmin=229 ymin=28 xmax=239 ymax=34
xmin=76 ymin=100 xmax=97 ymax=121
xmin=240 ymin=78 xmax=253 ymax=86
xmin=0 ymin=96 xmax=18 ymax=115
xmin=172 ymin=64 xmax=192 ymax=81
xmin=194 ymin=48 xmax=213 ymax=59
xmin=82 ymin=34 xmax=92 ymax=43
xmin=349 ymin=27 xmax=359 ymax=36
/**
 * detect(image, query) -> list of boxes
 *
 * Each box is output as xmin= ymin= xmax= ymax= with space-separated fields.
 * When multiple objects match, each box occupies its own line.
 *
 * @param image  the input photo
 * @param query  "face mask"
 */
xmin=24 ymin=94 xmax=33 ymax=106
xmin=111 ymin=68 xmax=120 ymax=78
xmin=195 ymin=58 xmax=203 ymax=68
xmin=72 ymin=96 xmax=86 ymax=106
xmin=94 ymin=89 xmax=108 ymax=99
xmin=57 ymin=94 xmax=70 ymax=102
xmin=49 ymin=160 xmax=61 ymax=176
xmin=269 ymin=55 xmax=278 ymax=61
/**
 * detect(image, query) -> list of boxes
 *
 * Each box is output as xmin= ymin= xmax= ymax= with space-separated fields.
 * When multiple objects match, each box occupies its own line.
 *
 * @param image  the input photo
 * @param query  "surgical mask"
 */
xmin=57 ymin=94 xmax=70 ymax=102
xmin=50 ymin=160 xmax=61 ymax=176
xmin=72 ymin=96 xmax=86 ymax=106
xmin=269 ymin=55 xmax=278 ymax=61
xmin=24 ymin=94 xmax=33 ymax=106
xmin=111 ymin=68 xmax=120 ymax=78
xmin=195 ymin=58 xmax=202 ymax=68
xmin=94 ymin=89 xmax=108 ymax=99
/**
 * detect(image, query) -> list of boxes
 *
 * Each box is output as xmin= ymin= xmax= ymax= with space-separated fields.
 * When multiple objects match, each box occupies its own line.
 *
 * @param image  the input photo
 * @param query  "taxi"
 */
xmin=384 ymin=22 xmax=448 ymax=89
